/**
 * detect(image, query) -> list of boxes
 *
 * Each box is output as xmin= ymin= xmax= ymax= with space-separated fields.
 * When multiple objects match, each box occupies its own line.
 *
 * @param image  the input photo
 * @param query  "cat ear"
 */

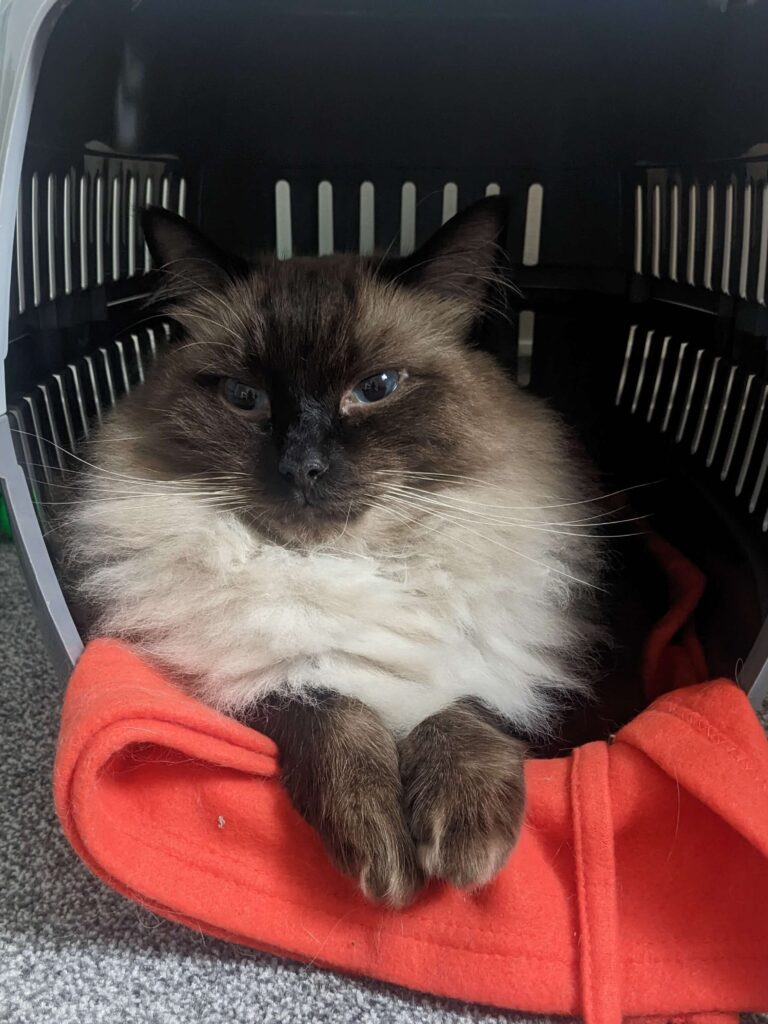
xmin=141 ymin=207 xmax=247 ymax=294
xmin=390 ymin=196 xmax=510 ymax=308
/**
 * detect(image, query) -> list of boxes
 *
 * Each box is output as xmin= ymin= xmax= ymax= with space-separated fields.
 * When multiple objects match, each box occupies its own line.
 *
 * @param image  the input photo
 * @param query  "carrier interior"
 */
xmin=5 ymin=0 xmax=768 ymax=707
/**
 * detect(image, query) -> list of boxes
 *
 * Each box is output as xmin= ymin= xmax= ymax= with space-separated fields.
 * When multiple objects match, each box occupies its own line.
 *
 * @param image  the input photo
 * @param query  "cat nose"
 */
xmin=278 ymin=451 xmax=329 ymax=490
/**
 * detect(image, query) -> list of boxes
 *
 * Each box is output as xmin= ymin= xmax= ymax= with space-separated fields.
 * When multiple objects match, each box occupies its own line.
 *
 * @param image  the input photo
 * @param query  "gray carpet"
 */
xmin=0 ymin=539 xmax=765 ymax=1024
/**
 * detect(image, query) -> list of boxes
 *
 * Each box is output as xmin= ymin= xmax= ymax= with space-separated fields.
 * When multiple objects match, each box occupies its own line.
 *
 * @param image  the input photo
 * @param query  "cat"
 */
xmin=57 ymin=197 xmax=602 ymax=906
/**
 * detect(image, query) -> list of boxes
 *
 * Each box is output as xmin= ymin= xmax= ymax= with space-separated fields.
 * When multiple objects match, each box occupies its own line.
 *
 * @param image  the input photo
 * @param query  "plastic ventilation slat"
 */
xmin=67 ymin=363 xmax=90 ymax=439
xmin=721 ymin=181 xmax=735 ymax=295
xmin=517 ymin=310 xmax=534 ymax=387
xmin=691 ymin=356 xmax=720 ymax=455
xmin=706 ymin=363 xmax=736 ymax=468
xmin=522 ymin=184 xmax=543 ymax=267
xmin=79 ymin=174 xmax=88 ymax=291
xmin=647 ymin=334 xmax=671 ymax=423
xmin=441 ymin=182 xmax=458 ymax=225
xmin=111 ymin=176 xmax=121 ymax=282
xmin=686 ymin=183 xmax=698 ymax=287
xmin=52 ymin=373 xmax=76 ymax=452
xmin=46 ymin=173 xmax=57 ymax=301
xmin=7 ymin=406 xmax=41 ymax=505
xmin=400 ymin=182 xmax=417 ymax=257
xmin=704 ymin=183 xmax=715 ymax=290
xmin=651 ymin=185 xmax=661 ymax=278
xmin=62 ymin=172 xmax=73 ymax=296
xmin=127 ymin=174 xmax=138 ymax=277
xmin=15 ymin=189 xmax=25 ymax=314
xmin=615 ymin=324 xmax=638 ymax=406
xmin=95 ymin=173 xmax=105 ymax=286
xmin=114 ymin=339 xmax=131 ymax=394
xmin=37 ymin=383 xmax=65 ymax=472
xmin=23 ymin=394 xmax=52 ymax=487
xmin=144 ymin=176 xmax=154 ymax=271
xmin=30 ymin=173 xmax=41 ymax=306
xmin=83 ymin=355 xmax=103 ymax=427
xmin=736 ymin=384 xmax=767 ymax=498
xmin=631 ymin=329 xmax=654 ymax=415
xmin=675 ymin=348 xmax=704 ymax=444
xmin=722 ymin=374 xmax=754 ymax=482
xmin=669 ymin=183 xmax=680 ymax=282
xmin=275 ymin=180 xmax=292 ymax=260
xmin=317 ymin=180 xmax=334 ymax=255
xmin=99 ymin=347 xmax=117 ymax=408
xmin=749 ymin=440 xmax=768 ymax=515
xmin=359 ymin=181 xmax=375 ymax=256
xmin=739 ymin=181 xmax=753 ymax=300
xmin=131 ymin=333 xmax=145 ymax=385
xmin=634 ymin=185 xmax=643 ymax=274
xmin=757 ymin=182 xmax=768 ymax=306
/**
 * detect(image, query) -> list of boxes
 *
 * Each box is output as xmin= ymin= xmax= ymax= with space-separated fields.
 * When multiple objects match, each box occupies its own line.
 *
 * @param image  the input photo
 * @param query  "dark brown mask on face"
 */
xmin=134 ymin=196 xmax=513 ymax=544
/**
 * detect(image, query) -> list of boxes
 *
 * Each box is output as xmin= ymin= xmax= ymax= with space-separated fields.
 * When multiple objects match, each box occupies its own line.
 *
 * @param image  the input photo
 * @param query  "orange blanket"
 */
xmin=54 ymin=537 xmax=768 ymax=1024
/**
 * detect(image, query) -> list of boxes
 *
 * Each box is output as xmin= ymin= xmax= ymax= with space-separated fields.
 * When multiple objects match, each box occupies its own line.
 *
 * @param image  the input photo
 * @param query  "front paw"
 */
xmin=399 ymin=706 xmax=526 ymax=890
xmin=322 ymin=786 xmax=424 ymax=908
xmin=273 ymin=695 xmax=424 ymax=907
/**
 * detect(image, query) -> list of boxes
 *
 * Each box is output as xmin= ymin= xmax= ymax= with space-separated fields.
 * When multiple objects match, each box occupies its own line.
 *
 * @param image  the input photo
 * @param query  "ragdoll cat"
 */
xmin=57 ymin=197 xmax=601 ymax=906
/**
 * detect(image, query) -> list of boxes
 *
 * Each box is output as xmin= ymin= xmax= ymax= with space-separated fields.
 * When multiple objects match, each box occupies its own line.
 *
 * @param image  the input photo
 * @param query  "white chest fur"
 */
xmin=68 ymin=483 xmax=592 ymax=736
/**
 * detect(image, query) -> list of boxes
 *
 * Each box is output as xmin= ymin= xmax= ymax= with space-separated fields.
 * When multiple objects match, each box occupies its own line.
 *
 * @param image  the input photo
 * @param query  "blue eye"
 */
xmin=351 ymin=370 xmax=400 ymax=404
xmin=221 ymin=378 xmax=270 ymax=416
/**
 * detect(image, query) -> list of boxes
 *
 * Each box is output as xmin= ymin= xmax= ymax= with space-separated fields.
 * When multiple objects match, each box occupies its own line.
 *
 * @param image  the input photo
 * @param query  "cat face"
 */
xmin=131 ymin=199 xmax=514 ymax=544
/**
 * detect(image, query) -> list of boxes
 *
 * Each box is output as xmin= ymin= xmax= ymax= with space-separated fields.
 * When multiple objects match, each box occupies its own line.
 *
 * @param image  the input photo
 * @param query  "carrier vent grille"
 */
xmin=634 ymin=161 xmax=768 ymax=304
xmin=616 ymin=323 xmax=768 ymax=531
xmin=11 ymin=166 xmax=186 ymax=315
xmin=12 ymin=171 xmax=543 ymax=315
xmin=271 ymin=178 xmax=540 ymax=261
xmin=7 ymin=324 xmax=168 ymax=518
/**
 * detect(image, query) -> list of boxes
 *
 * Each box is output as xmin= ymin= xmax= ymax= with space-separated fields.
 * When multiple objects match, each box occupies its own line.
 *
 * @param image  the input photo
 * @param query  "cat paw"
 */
xmin=323 ymin=789 xmax=424 ymax=907
xmin=399 ymin=705 xmax=526 ymax=890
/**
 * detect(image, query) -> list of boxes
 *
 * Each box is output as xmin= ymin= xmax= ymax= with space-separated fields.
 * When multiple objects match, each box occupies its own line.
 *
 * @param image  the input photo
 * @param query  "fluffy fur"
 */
xmin=58 ymin=199 xmax=602 ymax=739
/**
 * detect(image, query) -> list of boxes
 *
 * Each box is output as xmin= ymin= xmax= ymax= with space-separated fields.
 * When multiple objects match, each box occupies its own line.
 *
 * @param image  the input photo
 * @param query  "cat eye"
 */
xmin=220 ymin=378 xmax=270 ymax=417
xmin=349 ymin=370 xmax=400 ymax=405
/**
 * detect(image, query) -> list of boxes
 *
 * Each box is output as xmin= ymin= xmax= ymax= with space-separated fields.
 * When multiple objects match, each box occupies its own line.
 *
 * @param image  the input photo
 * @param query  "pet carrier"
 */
xmin=2 ymin=0 xmax=768 ymax=705
xmin=2 ymin=1 xmax=768 ymax=1018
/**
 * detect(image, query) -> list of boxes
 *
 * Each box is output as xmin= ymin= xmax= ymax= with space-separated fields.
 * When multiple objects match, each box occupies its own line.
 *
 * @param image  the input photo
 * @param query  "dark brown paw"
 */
xmin=324 ymin=786 xmax=424 ymax=907
xmin=399 ymin=704 xmax=526 ymax=890
xmin=263 ymin=694 xmax=424 ymax=907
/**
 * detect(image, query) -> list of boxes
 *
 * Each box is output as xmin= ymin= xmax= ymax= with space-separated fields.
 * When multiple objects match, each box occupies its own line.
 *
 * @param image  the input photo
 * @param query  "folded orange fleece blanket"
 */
xmin=54 ymin=536 xmax=768 ymax=1024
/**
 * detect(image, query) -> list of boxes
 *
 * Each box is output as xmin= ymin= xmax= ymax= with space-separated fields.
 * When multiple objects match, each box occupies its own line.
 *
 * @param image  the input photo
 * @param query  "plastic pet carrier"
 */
xmin=2 ymin=0 xmax=768 ymax=706
xmin=4 ymin=2 xmax=768 ymax=1020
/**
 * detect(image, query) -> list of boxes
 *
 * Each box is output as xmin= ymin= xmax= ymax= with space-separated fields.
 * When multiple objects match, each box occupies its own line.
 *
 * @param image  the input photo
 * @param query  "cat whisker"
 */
xmin=384 ymin=492 xmax=645 ymax=542
xmin=378 ymin=496 xmax=606 ymax=591
xmin=11 ymin=431 xmax=248 ymax=487
xmin=376 ymin=470 xmax=659 ymax=511
xmin=387 ymin=487 xmax=647 ymax=536
xmin=8 ymin=428 xmax=189 ymax=488
xmin=385 ymin=485 xmax=650 ymax=530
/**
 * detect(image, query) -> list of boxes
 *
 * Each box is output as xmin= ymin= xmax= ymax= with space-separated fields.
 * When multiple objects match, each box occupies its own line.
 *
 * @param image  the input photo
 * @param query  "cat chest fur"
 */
xmin=72 ymin=488 xmax=579 ymax=736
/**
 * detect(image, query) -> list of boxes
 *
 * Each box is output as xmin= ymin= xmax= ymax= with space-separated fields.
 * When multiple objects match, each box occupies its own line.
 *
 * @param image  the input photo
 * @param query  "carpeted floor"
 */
xmin=1 ymin=539 xmax=766 ymax=1024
